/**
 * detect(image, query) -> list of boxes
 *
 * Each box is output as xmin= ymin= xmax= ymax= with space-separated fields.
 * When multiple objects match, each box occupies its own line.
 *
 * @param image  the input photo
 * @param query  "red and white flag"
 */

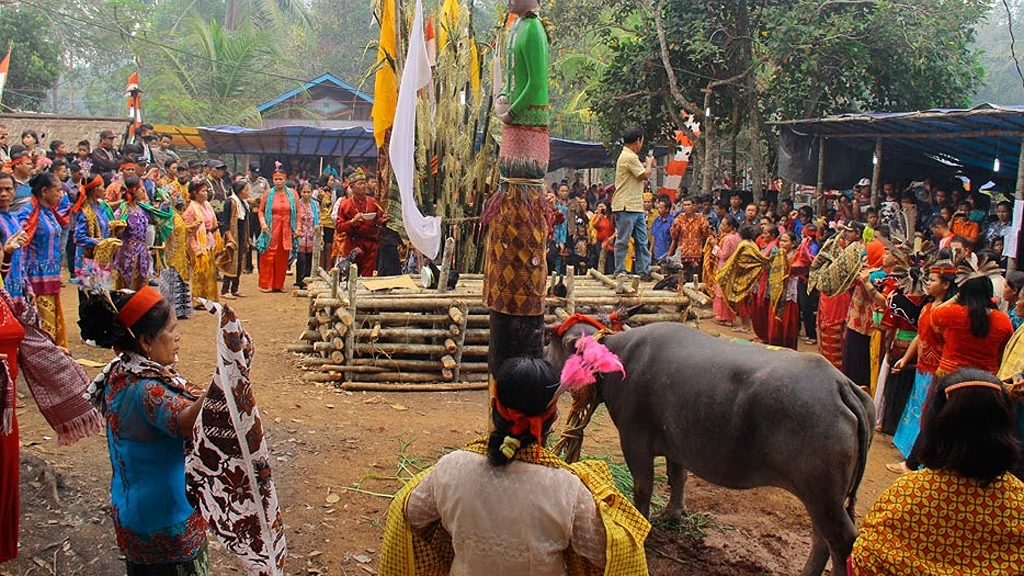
xmin=125 ymin=72 xmax=142 ymax=129
xmin=659 ymin=112 xmax=702 ymax=201
xmin=0 ymin=47 xmax=12 ymax=107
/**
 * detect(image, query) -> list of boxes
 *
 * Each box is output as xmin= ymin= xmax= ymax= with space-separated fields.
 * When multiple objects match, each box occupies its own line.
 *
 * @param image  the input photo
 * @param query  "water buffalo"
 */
xmin=545 ymin=322 xmax=874 ymax=576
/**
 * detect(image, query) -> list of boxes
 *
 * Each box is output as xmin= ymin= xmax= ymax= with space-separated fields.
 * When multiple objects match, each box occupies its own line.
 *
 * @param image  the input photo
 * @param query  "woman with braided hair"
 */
xmin=111 ymin=176 xmax=153 ymax=291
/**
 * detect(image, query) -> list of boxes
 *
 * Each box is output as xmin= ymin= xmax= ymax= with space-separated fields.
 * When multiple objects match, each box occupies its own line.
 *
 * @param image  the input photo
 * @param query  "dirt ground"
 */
xmin=0 ymin=275 xmax=905 ymax=576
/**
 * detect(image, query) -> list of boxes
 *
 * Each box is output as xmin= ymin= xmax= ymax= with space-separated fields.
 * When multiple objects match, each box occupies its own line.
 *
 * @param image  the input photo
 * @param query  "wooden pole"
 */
xmin=311 ymin=225 xmax=322 ymax=279
xmin=565 ymin=265 xmax=576 ymax=315
xmin=452 ymin=303 xmax=469 ymax=382
xmin=340 ymin=382 xmax=488 ymax=392
xmin=816 ymin=137 xmax=826 ymax=214
xmin=344 ymin=263 xmax=357 ymax=382
xmin=871 ymin=138 xmax=882 ymax=207
xmin=1011 ymin=137 xmax=1024 ymax=271
xmin=437 ymin=237 xmax=456 ymax=294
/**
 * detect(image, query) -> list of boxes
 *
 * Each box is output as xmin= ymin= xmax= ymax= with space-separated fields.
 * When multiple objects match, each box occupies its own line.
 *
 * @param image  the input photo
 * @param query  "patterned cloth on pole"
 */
xmin=185 ymin=302 xmax=286 ymax=575
xmin=483 ymin=124 xmax=550 ymax=317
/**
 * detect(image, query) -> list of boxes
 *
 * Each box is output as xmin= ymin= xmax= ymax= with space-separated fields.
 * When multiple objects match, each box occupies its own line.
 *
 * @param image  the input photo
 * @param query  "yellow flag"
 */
xmin=469 ymin=40 xmax=480 ymax=103
xmin=372 ymin=0 xmax=399 ymax=148
xmin=438 ymin=0 xmax=460 ymax=51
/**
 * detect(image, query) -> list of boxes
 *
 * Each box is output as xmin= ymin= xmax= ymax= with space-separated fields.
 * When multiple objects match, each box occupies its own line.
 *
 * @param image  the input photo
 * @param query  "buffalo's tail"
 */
xmin=838 ymin=378 xmax=874 ymax=521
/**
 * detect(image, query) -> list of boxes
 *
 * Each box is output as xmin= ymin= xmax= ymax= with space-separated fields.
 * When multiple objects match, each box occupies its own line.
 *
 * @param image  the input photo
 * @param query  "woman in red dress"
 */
xmin=257 ymin=169 xmax=297 ymax=292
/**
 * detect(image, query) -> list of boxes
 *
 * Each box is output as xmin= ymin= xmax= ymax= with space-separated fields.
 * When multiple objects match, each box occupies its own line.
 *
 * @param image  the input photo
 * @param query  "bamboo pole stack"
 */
xmin=290 ymin=264 xmax=696 ymax=391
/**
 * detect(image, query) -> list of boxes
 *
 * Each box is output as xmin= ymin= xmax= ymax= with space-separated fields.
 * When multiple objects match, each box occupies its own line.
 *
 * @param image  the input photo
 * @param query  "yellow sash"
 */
xmin=379 ymin=438 xmax=650 ymax=576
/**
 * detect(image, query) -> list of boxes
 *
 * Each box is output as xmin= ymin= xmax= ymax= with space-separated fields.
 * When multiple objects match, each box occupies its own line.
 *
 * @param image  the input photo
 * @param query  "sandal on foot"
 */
xmin=886 ymin=461 xmax=910 ymax=474
xmin=222 ymin=293 xmax=237 ymax=300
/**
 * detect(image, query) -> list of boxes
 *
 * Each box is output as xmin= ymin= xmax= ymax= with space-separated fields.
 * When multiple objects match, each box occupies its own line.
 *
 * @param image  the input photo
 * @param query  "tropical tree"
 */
xmin=0 ymin=6 xmax=62 ymax=112
xmin=590 ymin=0 xmax=990 ymax=193
xmin=143 ymin=18 xmax=298 ymax=126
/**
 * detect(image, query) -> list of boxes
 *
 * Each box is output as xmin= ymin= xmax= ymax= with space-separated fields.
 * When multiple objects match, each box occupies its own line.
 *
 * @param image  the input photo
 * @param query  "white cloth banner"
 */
xmin=389 ymin=0 xmax=442 ymax=261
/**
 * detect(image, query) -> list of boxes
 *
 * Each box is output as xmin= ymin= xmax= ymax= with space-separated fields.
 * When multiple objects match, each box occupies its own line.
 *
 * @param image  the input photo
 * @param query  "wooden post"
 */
xmin=344 ymin=263 xmax=357 ymax=383
xmin=437 ymin=237 xmax=456 ymax=294
xmin=452 ymin=302 xmax=469 ymax=382
xmin=565 ymin=265 xmax=576 ymax=315
xmin=311 ymin=226 xmax=322 ymax=282
xmin=1011 ymin=138 xmax=1024 ymax=271
xmin=816 ymin=137 xmax=826 ymax=214
xmin=871 ymin=138 xmax=883 ymax=207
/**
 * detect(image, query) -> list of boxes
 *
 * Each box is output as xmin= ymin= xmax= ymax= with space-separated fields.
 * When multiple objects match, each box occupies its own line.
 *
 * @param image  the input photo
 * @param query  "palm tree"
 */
xmin=144 ymin=17 xmax=298 ymax=126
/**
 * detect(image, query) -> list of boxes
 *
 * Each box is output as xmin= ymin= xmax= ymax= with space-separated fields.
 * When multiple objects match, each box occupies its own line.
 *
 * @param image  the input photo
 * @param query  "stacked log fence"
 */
xmin=290 ymin=263 xmax=696 ymax=392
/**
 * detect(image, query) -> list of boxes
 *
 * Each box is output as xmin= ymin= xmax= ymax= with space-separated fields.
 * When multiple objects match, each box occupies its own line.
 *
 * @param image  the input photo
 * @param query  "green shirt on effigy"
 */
xmin=504 ymin=15 xmax=549 ymax=127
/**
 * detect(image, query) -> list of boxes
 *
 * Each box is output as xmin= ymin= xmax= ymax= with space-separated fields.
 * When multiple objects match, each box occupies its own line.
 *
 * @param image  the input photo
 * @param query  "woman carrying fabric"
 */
xmin=750 ymin=224 xmax=780 ymax=342
xmin=217 ymin=180 xmax=250 ymax=299
xmin=257 ymin=168 xmax=297 ymax=293
xmin=293 ymin=181 xmax=320 ymax=288
xmin=182 ymin=180 xmax=219 ymax=305
xmin=381 ymin=356 xmax=649 ymax=575
xmin=22 ymin=172 xmax=71 ymax=347
xmin=710 ymin=216 xmax=740 ymax=327
xmin=83 ymin=287 xmax=209 ymax=575
xmin=849 ymin=368 xmax=1024 ymax=575
xmin=888 ymin=258 xmax=955 ymax=474
xmin=112 ymin=176 xmax=153 ymax=291
xmin=766 ymin=231 xmax=800 ymax=350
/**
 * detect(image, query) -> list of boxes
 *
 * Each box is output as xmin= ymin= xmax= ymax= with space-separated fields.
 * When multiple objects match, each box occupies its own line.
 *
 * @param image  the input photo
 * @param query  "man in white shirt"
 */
xmin=612 ymin=125 xmax=654 ymax=278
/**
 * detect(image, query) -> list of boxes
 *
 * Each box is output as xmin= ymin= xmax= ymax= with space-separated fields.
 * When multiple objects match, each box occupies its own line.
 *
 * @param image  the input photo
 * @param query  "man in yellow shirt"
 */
xmin=613 ymin=126 xmax=655 ymax=278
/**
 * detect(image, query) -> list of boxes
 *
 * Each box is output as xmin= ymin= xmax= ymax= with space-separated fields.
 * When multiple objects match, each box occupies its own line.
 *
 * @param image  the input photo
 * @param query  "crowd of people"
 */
xmin=0 ymin=125 xmax=404 ymax=346
xmin=3 ymin=119 xmax=1024 ymax=574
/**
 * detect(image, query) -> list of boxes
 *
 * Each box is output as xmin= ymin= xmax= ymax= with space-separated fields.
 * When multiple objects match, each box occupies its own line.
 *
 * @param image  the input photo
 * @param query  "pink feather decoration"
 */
xmin=557 ymin=336 xmax=625 ymax=395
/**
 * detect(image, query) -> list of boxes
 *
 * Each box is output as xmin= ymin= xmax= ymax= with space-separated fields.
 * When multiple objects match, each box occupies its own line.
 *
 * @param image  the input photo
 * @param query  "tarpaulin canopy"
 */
xmin=191 ymin=124 xmax=621 ymax=170
xmin=775 ymin=104 xmax=1024 ymax=189
xmin=198 ymin=125 xmax=378 ymax=158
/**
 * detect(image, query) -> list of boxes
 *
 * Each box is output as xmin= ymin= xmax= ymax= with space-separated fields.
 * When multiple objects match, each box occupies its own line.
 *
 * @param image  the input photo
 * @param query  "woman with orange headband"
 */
xmin=381 ymin=356 xmax=651 ymax=575
xmin=111 ymin=176 xmax=152 ymax=291
xmin=83 ymin=287 xmax=209 ymax=574
xmin=256 ymin=168 xmax=296 ymax=292
xmin=73 ymin=174 xmax=111 ymax=287
xmin=21 ymin=172 xmax=71 ymax=346
xmin=850 ymin=368 xmax=1024 ymax=575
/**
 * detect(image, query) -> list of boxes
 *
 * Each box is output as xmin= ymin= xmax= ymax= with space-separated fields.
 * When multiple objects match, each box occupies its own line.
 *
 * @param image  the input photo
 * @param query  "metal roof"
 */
xmin=199 ymin=125 xmax=378 ymax=158
xmin=256 ymin=73 xmax=374 ymax=114
xmin=775 ymin=104 xmax=1024 ymax=177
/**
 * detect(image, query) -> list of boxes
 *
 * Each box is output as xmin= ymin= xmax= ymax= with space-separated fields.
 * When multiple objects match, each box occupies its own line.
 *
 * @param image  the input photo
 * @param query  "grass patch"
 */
xmin=653 ymin=512 xmax=718 ymax=539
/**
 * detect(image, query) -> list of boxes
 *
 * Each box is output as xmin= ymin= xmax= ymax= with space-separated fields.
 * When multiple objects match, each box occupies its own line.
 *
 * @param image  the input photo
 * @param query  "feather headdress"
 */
xmin=884 ymin=234 xmax=935 ymax=296
xmin=552 ymin=335 xmax=625 ymax=404
xmin=955 ymin=253 xmax=1003 ymax=287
